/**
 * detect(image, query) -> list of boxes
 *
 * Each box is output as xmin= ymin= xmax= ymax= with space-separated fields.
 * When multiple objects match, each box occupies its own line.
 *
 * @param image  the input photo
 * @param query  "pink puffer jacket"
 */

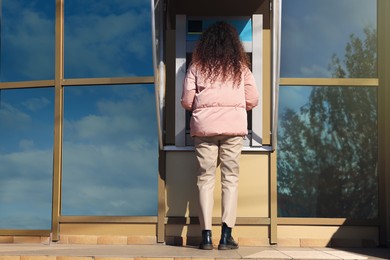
xmin=181 ymin=64 xmax=259 ymax=137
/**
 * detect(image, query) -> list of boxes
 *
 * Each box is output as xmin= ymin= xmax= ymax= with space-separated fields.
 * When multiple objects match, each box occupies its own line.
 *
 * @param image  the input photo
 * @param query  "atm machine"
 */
xmin=175 ymin=16 xmax=264 ymax=148
xmin=151 ymin=0 xmax=281 ymax=244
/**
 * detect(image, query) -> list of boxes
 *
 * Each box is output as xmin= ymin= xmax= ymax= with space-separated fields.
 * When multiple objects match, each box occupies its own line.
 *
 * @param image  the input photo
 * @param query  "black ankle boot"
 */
xmin=218 ymin=223 xmax=238 ymax=250
xmin=199 ymin=230 xmax=213 ymax=250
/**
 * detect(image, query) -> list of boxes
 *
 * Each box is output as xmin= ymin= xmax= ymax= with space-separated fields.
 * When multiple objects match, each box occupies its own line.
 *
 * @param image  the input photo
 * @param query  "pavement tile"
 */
xmin=20 ymin=257 xmax=56 ymax=260
xmin=278 ymin=250 xmax=340 ymax=259
xmin=67 ymin=236 xmax=98 ymax=245
xmin=322 ymin=250 xmax=368 ymax=260
xmin=0 ymin=237 xmax=13 ymax=243
xmin=56 ymin=257 xmax=93 ymax=260
xmin=94 ymin=256 xmax=134 ymax=260
xmin=134 ymin=258 xmax=173 ymax=260
xmin=0 ymin=257 xmax=20 ymax=260
xmin=97 ymin=236 xmax=128 ymax=245
xmin=244 ymin=250 xmax=291 ymax=259
xmin=13 ymin=237 xmax=42 ymax=244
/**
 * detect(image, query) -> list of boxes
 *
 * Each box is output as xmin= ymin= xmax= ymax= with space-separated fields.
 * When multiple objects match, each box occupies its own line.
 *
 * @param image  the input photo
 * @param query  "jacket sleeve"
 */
xmin=244 ymin=67 xmax=259 ymax=111
xmin=181 ymin=65 xmax=197 ymax=111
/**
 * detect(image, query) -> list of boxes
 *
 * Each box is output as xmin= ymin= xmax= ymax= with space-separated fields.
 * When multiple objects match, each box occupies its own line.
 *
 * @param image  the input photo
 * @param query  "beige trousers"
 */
xmin=194 ymin=135 xmax=244 ymax=230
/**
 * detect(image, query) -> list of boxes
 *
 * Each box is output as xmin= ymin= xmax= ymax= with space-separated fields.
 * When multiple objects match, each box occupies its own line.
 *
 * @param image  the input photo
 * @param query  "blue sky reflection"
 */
xmin=1 ymin=0 xmax=55 ymax=81
xmin=61 ymin=85 xmax=158 ymax=216
xmin=0 ymin=0 xmax=157 ymax=228
xmin=281 ymin=0 xmax=376 ymax=78
xmin=64 ymin=0 xmax=153 ymax=78
xmin=0 ymin=88 xmax=54 ymax=229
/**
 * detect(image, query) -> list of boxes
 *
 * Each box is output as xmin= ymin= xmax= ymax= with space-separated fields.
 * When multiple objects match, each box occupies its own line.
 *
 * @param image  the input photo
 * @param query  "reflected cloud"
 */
xmin=279 ymin=86 xmax=311 ymax=114
xmin=1 ymin=0 xmax=153 ymax=81
xmin=0 ymin=148 xmax=53 ymax=229
xmin=21 ymin=97 xmax=51 ymax=112
xmin=0 ymin=88 xmax=55 ymax=229
xmin=62 ymin=85 xmax=158 ymax=216
xmin=64 ymin=1 xmax=153 ymax=78
xmin=64 ymin=87 xmax=156 ymax=143
xmin=281 ymin=0 xmax=376 ymax=78
xmin=19 ymin=139 xmax=35 ymax=150
xmin=0 ymin=149 xmax=52 ymax=180
xmin=62 ymin=141 xmax=157 ymax=215
xmin=300 ymin=65 xmax=330 ymax=78
xmin=1 ymin=0 xmax=55 ymax=81
xmin=0 ymin=0 xmax=157 ymax=228
xmin=0 ymin=103 xmax=31 ymax=130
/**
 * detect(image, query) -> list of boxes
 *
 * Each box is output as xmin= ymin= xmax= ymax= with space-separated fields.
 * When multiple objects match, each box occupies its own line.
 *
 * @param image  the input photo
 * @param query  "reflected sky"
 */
xmin=277 ymin=86 xmax=378 ymax=218
xmin=61 ymin=85 xmax=158 ymax=216
xmin=278 ymin=0 xmax=378 ymax=218
xmin=0 ymin=0 xmax=156 ymax=228
xmin=0 ymin=0 xmax=55 ymax=81
xmin=0 ymin=88 xmax=54 ymax=229
xmin=281 ymin=0 xmax=376 ymax=78
xmin=64 ymin=0 xmax=153 ymax=78
xmin=0 ymin=0 xmax=153 ymax=81
xmin=278 ymin=86 xmax=311 ymax=116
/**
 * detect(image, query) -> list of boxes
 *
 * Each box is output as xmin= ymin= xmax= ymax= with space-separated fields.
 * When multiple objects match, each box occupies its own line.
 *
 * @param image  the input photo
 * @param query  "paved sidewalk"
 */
xmin=0 ymin=244 xmax=389 ymax=260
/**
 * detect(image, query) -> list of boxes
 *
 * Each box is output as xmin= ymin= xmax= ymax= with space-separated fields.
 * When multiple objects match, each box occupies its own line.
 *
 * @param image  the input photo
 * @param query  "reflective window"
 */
xmin=0 ymin=88 xmax=54 ymax=229
xmin=277 ymin=86 xmax=378 ymax=218
xmin=0 ymin=0 xmax=55 ymax=81
xmin=61 ymin=85 xmax=158 ymax=216
xmin=64 ymin=0 xmax=153 ymax=78
xmin=281 ymin=0 xmax=377 ymax=78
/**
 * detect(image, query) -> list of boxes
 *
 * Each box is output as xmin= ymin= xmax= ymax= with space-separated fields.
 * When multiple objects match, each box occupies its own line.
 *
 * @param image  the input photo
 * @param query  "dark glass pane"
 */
xmin=277 ymin=86 xmax=378 ymax=218
xmin=0 ymin=88 xmax=54 ymax=229
xmin=281 ymin=0 xmax=377 ymax=78
xmin=62 ymin=84 xmax=158 ymax=216
xmin=64 ymin=0 xmax=153 ymax=78
xmin=0 ymin=0 xmax=55 ymax=81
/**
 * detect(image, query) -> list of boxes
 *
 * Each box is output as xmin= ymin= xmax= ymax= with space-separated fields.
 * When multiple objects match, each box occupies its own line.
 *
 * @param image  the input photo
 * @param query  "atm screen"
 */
xmin=186 ymin=18 xmax=252 ymax=43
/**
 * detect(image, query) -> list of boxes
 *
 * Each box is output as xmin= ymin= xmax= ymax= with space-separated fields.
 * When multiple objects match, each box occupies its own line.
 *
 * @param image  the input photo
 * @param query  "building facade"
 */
xmin=0 ymin=0 xmax=389 ymax=247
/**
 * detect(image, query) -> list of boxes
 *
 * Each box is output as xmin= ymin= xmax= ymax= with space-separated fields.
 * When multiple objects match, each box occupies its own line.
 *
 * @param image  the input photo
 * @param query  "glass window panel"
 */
xmin=0 ymin=0 xmax=55 ymax=81
xmin=0 ymin=88 xmax=54 ymax=229
xmin=64 ymin=0 xmax=153 ymax=78
xmin=277 ymin=86 xmax=378 ymax=218
xmin=281 ymin=0 xmax=377 ymax=78
xmin=62 ymin=84 xmax=158 ymax=216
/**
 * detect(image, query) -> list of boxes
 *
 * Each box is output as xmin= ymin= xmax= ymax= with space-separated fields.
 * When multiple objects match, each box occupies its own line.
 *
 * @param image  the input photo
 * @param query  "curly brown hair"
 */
xmin=191 ymin=21 xmax=250 ymax=86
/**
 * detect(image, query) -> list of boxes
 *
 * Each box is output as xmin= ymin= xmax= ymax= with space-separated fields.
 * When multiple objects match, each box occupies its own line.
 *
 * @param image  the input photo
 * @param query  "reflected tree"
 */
xmin=277 ymin=27 xmax=378 ymax=218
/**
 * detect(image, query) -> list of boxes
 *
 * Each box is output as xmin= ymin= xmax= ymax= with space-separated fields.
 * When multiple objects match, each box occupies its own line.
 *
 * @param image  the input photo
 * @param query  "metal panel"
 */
xmin=51 ymin=0 xmax=65 ymax=242
xmin=270 ymin=151 xmax=277 ymax=244
xmin=277 ymin=218 xmax=380 ymax=226
xmin=280 ymin=78 xmax=379 ymax=86
xmin=271 ymin=0 xmax=281 ymax=151
xmin=151 ymin=0 xmax=167 ymax=243
xmin=251 ymin=14 xmax=263 ymax=146
xmin=151 ymin=0 xmax=165 ymax=150
xmin=175 ymin=15 xmax=187 ymax=146
xmin=63 ymin=77 xmax=154 ymax=86
xmin=269 ymin=0 xmax=282 ymax=244
xmin=59 ymin=216 xmax=158 ymax=223
xmin=0 ymin=80 xmax=54 ymax=89
xmin=378 ymin=0 xmax=390 ymax=247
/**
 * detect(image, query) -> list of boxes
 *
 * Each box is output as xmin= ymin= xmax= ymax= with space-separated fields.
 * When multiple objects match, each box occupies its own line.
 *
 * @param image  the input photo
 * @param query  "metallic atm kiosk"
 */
xmin=152 ymin=0 xmax=281 ymax=244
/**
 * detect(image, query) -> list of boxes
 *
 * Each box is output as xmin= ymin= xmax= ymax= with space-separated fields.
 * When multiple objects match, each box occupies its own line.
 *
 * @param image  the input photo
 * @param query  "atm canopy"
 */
xmin=166 ymin=0 xmax=271 ymax=29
